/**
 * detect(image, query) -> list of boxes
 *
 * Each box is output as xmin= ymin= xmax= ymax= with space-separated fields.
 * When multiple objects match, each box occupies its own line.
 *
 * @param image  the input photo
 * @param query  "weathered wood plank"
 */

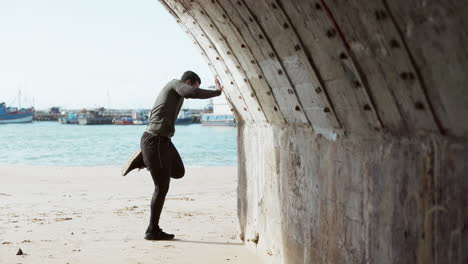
xmin=385 ymin=0 xmax=468 ymax=137
xmin=244 ymin=0 xmax=381 ymax=134
xmin=217 ymin=0 xmax=312 ymax=125
xmin=269 ymin=0 xmax=383 ymax=134
xmin=323 ymin=0 xmax=440 ymax=134
xmin=221 ymin=0 xmax=342 ymax=131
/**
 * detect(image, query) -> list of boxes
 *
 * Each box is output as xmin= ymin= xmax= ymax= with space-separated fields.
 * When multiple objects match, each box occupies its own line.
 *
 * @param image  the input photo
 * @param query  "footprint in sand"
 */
xmin=55 ymin=217 xmax=73 ymax=222
xmin=167 ymin=197 xmax=195 ymax=201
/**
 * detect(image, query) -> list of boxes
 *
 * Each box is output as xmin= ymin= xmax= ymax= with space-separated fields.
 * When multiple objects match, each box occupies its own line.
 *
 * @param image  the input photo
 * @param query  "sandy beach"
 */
xmin=0 ymin=165 xmax=261 ymax=264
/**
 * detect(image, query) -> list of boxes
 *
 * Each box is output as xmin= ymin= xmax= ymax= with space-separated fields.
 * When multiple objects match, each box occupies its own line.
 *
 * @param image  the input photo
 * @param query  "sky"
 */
xmin=0 ymin=0 xmax=214 ymax=110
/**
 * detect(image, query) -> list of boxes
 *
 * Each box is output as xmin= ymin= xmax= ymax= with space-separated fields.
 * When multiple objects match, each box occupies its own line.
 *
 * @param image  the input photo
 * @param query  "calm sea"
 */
xmin=0 ymin=122 xmax=237 ymax=167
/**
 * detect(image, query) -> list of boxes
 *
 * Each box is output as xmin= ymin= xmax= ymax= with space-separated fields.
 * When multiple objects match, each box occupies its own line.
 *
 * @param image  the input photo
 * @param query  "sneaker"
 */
xmin=122 ymin=150 xmax=145 ymax=176
xmin=144 ymin=230 xmax=175 ymax=241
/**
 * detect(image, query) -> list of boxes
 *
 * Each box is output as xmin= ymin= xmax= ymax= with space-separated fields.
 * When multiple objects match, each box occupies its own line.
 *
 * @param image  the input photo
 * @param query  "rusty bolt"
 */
xmin=375 ymin=10 xmax=387 ymax=20
xmin=353 ymin=81 xmax=361 ymax=88
xmin=415 ymin=101 xmax=425 ymax=110
xmin=326 ymin=28 xmax=336 ymax=38
xmin=390 ymin=39 xmax=400 ymax=48
xmin=400 ymin=72 xmax=415 ymax=80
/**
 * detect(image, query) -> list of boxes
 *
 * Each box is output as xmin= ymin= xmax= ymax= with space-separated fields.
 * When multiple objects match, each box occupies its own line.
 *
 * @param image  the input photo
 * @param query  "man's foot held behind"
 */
xmin=144 ymin=229 xmax=175 ymax=241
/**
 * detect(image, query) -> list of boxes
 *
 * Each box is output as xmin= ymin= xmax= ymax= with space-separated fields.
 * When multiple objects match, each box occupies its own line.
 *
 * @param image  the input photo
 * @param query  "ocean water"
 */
xmin=0 ymin=122 xmax=237 ymax=167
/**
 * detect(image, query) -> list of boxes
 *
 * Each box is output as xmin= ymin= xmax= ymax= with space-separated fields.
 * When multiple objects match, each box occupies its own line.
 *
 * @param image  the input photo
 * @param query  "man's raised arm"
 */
xmin=175 ymin=84 xmax=222 ymax=99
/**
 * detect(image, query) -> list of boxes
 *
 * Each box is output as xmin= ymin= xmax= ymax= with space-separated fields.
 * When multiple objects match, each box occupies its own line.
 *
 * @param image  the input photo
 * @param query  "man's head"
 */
xmin=181 ymin=71 xmax=201 ymax=88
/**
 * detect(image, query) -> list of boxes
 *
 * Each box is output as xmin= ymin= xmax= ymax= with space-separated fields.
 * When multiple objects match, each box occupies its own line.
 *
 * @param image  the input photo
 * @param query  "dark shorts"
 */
xmin=140 ymin=132 xmax=185 ymax=179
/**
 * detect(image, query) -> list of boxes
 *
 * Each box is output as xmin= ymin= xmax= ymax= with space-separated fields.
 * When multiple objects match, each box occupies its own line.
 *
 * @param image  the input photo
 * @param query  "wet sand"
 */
xmin=0 ymin=165 xmax=261 ymax=264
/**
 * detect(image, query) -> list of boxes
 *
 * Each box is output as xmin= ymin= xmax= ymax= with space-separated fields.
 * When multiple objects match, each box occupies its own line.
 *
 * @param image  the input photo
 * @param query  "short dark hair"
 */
xmin=181 ymin=71 xmax=201 ymax=84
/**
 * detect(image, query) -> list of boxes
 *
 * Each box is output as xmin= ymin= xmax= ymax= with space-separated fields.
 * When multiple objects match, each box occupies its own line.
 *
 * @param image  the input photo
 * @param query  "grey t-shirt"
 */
xmin=145 ymin=79 xmax=222 ymax=137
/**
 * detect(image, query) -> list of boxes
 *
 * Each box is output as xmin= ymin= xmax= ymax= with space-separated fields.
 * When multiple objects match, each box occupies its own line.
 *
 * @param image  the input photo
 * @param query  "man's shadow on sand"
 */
xmin=173 ymin=239 xmax=243 ymax=246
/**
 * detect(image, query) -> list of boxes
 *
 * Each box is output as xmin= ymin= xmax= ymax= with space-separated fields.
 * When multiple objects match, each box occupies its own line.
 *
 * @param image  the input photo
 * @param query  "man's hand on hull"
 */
xmin=215 ymin=77 xmax=223 ymax=93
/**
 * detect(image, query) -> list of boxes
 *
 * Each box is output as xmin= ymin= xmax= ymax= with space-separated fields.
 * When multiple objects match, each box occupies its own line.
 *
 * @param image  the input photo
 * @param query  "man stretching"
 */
xmin=139 ymin=71 xmax=222 ymax=240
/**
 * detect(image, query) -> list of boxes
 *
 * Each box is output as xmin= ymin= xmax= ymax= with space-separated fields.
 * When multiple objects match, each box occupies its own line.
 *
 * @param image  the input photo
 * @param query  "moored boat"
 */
xmin=59 ymin=112 xmax=79 ymax=124
xmin=175 ymin=109 xmax=193 ymax=125
xmin=0 ymin=102 xmax=34 ymax=124
xmin=201 ymin=114 xmax=236 ymax=127
xmin=113 ymin=116 xmax=134 ymax=125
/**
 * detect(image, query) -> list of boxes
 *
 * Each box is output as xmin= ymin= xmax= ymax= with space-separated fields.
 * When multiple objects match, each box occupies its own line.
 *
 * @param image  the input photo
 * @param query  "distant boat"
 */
xmin=59 ymin=112 xmax=79 ymax=124
xmin=0 ymin=102 xmax=34 ymax=124
xmin=78 ymin=109 xmax=113 ymax=125
xmin=175 ymin=109 xmax=193 ymax=125
xmin=113 ymin=116 xmax=134 ymax=125
xmin=78 ymin=116 xmax=114 ymax=125
xmin=200 ymin=114 xmax=236 ymax=127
